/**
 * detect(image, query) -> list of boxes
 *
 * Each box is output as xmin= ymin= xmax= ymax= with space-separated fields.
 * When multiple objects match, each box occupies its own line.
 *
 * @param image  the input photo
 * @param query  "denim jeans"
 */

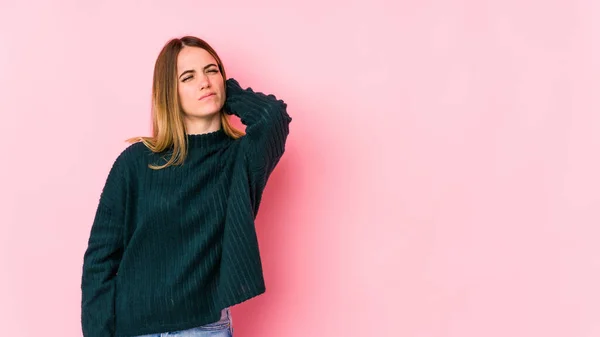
xmin=132 ymin=308 xmax=233 ymax=337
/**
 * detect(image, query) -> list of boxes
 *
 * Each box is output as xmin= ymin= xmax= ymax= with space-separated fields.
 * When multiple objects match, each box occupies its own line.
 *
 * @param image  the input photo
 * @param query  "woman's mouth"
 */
xmin=199 ymin=93 xmax=215 ymax=100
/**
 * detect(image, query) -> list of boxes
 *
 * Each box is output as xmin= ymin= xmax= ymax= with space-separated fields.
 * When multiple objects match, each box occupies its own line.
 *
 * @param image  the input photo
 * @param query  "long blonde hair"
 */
xmin=126 ymin=36 xmax=244 ymax=170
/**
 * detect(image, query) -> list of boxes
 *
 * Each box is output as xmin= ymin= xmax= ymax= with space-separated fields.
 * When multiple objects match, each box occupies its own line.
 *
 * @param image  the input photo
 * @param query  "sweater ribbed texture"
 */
xmin=81 ymin=78 xmax=291 ymax=337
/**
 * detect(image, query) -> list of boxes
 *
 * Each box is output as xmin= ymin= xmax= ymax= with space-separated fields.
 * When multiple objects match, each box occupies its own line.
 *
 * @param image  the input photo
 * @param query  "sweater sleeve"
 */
xmin=81 ymin=155 xmax=127 ymax=337
xmin=223 ymin=78 xmax=292 ymax=182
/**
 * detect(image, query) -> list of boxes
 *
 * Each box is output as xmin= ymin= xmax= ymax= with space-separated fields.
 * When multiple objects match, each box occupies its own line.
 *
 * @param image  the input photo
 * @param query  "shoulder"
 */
xmin=122 ymin=141 xmax=151 ymax=158
xmin=109 ymin=141 xmax=153 ymax=174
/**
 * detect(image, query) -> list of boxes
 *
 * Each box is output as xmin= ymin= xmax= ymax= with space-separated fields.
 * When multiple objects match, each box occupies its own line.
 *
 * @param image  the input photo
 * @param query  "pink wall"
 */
xmin=1 ymin=1 xmax=599 ymax=336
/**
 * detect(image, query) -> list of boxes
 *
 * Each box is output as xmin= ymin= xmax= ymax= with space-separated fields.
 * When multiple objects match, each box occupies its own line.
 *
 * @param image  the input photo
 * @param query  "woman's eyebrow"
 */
xmin=179 ymin=69 xmax=195 ymax=79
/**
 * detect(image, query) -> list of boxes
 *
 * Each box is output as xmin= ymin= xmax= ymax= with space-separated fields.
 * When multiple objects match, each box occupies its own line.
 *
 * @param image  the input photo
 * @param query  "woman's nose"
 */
xmin=198 ymin=74 xmax=210 ymax=89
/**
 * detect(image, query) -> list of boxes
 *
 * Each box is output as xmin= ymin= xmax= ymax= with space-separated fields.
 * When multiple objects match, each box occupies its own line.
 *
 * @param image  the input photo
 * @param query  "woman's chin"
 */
xmin=185 ymin=109 xmax=222 ymax=119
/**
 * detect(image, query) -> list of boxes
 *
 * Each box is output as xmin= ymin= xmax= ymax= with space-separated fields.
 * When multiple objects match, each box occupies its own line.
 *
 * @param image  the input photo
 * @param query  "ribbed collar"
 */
xmin=186 ymin=127 xmax=232 ymax=148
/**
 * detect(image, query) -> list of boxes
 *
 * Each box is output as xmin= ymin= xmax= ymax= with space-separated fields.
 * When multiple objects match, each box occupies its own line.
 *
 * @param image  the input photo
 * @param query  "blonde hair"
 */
xmin=126 ymin=36 xmax=244 ymax=170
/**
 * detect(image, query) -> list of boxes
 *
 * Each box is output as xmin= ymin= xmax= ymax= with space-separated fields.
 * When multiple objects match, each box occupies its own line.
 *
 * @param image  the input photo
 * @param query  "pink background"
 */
xmin=1 ymin=1 xmax=599 ymax=336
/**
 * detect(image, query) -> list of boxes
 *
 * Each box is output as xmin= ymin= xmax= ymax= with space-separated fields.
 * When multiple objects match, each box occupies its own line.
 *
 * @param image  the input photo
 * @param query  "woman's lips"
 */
xmin=199 ymin=93 xmax=215 ymax=100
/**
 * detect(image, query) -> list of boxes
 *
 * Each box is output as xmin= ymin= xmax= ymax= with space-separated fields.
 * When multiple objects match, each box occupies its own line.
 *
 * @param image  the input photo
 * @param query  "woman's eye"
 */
xmin=207 ymin=69 xmax=219 ymax=73
xmin=183 ymin=76 xmax=192 ymax=82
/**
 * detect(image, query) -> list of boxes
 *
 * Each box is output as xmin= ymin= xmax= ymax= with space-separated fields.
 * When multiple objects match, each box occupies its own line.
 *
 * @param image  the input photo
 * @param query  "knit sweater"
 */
xmin=81 ymin=78 xmax=292 ymax=337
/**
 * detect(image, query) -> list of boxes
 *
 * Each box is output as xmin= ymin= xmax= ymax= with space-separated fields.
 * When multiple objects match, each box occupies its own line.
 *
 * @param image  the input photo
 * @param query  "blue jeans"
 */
xmin=132 ymin=308 xmax=233 ymax=337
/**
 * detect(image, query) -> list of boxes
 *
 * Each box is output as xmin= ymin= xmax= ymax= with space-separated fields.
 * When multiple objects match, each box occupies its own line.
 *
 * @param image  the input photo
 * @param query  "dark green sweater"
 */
xmin=81 ymin=78 xmax=291 ymax=337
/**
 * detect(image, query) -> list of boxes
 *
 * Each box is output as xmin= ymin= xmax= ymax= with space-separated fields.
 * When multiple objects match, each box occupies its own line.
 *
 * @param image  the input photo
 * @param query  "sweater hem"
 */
xmin=115 ymin=286 xmax=266 ymax=337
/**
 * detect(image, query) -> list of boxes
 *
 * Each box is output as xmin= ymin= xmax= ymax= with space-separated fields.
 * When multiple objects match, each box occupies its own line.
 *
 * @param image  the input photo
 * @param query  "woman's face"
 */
xmin=176 ymin=46 xmax=225 ymax=119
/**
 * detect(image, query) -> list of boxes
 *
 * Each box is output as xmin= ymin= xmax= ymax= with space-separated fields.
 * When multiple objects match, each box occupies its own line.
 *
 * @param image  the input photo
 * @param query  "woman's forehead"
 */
xmin=177 ymin=47 xmax=217 ymax=70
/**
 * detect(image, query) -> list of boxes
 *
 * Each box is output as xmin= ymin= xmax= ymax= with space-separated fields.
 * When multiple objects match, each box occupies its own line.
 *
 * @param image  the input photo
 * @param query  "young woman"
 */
xmin=81 ymin=35 xmax=292 ymax=337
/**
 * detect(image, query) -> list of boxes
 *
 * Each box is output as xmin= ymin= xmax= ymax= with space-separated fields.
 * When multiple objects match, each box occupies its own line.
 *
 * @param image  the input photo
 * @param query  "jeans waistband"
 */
xmin=219 ymin=307 xmax=230 ymax=321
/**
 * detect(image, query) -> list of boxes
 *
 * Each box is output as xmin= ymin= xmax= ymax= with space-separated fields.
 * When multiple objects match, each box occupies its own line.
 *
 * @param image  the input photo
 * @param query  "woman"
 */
xmin=81 ymin=35 xmax=292 ymax=337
